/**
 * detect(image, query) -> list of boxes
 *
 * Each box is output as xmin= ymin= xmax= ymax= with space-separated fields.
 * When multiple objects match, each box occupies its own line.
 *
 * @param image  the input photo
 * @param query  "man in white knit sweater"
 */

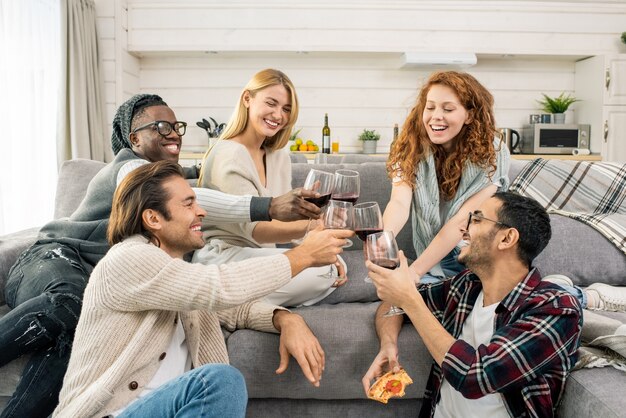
xmin=53 ymin=161 xmax=352 ymax=418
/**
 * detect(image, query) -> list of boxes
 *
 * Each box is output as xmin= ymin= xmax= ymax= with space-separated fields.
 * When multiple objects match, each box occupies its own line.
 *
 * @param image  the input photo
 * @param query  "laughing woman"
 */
xmin=194 ymin=68 xmax=347 ymax=307
xmin=384 ymin=71 xmax=510 ymax=283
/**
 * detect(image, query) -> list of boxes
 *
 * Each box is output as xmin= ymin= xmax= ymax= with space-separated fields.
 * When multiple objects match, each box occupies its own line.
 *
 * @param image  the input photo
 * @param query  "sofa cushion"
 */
xmin=54 ymin=158 xmax=106 ymax=219
xmin=313 ymin=251 xmax=378 ymax=304
xmin=0 ymin=228 xmax=40 ymax=305
xmin=0 ymin=305 xmax=28 ymax=409
xmin=534 ymin=214 xmax=626 ymax=287
xmin=559 ymin=367 xmax=626 ymax=418
xmin=227 ymin=302 xmax=433 ymax=400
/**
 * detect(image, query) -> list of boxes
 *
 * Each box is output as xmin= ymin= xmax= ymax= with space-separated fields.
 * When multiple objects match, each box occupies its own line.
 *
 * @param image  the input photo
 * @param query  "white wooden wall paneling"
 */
xmin=126 ymin=1 xmax=626 ymax=55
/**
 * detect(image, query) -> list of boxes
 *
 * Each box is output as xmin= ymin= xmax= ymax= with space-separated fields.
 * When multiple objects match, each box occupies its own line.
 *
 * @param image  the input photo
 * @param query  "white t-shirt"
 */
xmin=113 ymin=314 xmax=192 ymax=416
xmin=434 ymin=291 xmax=509 ymax=418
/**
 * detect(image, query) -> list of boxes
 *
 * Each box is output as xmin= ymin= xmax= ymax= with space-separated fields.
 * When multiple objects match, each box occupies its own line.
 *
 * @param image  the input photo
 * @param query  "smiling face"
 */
xmin=130 ymin=105 xmax=182 ymax=163
xmin=457 ymin=197 xmax=503 ymax=269
xmin=422 ymin=84 xmax=471 ymax=151
xmin=243 ymin=84 xmax=292 ymax=141
xmin=151 ymin=176 xmax=206 ymax=259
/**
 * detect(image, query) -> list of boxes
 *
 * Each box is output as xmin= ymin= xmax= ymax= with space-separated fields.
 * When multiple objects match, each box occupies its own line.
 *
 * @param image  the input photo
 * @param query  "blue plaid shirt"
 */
xmin=417 ymin=268 xmax=583 ymax=418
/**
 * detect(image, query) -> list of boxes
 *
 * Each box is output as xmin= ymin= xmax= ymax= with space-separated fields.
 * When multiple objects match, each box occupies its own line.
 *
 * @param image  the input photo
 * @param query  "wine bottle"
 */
xmin=322 ymin=113 xmax=331 ymax=154
xmin=393 ymin=123 xmax=399 ymax=142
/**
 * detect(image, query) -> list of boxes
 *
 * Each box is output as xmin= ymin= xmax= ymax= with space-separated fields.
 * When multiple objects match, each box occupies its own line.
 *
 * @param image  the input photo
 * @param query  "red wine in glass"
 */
xmin=355 ymin=228 xmax=383 ymax=241
xmin=331 ymin=193 xmax=359 ymax=204
xmin=332 ymin=170 xmax=359 ymax=205
xmin=372 ymin=258 xmax=399 ymax=270
xmin=304 ymin=193 xmax=332 ymax=208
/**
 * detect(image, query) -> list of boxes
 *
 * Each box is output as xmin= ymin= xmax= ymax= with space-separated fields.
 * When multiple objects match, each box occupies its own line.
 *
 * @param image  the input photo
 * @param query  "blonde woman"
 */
xmin=194 ymin=69 xmax=347 ymax=307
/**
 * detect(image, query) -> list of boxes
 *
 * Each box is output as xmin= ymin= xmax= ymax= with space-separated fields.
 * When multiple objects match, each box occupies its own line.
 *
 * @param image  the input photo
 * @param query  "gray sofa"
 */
xmin=0 ymin=157 xmax=625 ymax=417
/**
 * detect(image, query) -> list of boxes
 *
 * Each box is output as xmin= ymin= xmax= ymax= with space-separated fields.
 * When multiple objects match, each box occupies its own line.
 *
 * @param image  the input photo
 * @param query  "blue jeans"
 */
xmin=1 ymin=242 xmax=91 ymax=418
xmin=117 ymin=364 xmax=247 ymax=418
xmin=419 ymin=247 xmax=465 ymax=284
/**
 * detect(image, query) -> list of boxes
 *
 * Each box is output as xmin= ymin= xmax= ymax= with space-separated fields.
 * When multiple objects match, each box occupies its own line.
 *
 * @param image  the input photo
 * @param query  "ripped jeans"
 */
xmin=1 ymin=242 xmax=92 ymax=418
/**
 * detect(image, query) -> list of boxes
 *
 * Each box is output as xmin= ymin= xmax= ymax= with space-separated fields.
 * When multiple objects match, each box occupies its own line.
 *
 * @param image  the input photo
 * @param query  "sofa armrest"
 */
xmin=0 ymin=227 xmax=39 ymax=305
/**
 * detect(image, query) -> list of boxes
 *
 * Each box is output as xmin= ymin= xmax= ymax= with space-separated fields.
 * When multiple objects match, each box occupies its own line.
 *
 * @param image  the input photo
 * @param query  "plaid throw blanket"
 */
xmin=509 ymin=158 xmax=626 ymax=255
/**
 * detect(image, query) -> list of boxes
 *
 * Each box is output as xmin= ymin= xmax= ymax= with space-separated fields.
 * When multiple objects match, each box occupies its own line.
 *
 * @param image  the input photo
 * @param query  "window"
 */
xmin=0 ymin=0 xmax=60 ymax=234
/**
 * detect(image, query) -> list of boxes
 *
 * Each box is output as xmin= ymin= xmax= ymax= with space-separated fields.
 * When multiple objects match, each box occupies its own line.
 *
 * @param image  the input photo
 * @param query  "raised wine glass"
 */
xmin=303 ymin=169 xmax=335 ymax=208
xmin=353 ymin=202 xmax=383 ymax=282
xmin=292 ymin=169 xmax=335 ymax=245
xmin=365 ymin=231 xmax=404 ymax=317
xmin=331 ymin=170 xmax=360 ymax=247
xmin=318 ymin=199 xmax=354 ymax=280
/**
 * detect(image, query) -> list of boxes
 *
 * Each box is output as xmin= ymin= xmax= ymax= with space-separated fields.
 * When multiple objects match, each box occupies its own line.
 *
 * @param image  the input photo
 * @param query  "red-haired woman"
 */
xmin=384 ymin=71 xmax=510 ymax=283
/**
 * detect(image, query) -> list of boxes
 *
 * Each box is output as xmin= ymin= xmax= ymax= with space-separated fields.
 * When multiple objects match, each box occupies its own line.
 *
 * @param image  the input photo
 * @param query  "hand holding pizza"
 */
xmin=361 ymin=341 xmax=400 ymax=394
xmin=366 ymin=369 xmax=413 ymax=404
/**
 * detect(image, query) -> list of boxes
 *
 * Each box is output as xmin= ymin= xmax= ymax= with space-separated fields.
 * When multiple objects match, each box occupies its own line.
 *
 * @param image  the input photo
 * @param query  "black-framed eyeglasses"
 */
xmin=132 ymin=120 xmax=187 ymax=137
xmin=466 ymin=211 xmax=511 ymax=231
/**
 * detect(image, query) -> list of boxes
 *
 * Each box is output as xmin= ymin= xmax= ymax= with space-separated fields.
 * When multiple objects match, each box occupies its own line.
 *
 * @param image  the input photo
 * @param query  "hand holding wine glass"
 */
xmin=365 ymin=231 xmax=405 ymax=317
xmin=292 ymin=169 xmax=335 ymax=245
xmin=317 ymin=199 xmax=354 ymax=281
xmin=303 ymin=169 xmax=334 ymax=208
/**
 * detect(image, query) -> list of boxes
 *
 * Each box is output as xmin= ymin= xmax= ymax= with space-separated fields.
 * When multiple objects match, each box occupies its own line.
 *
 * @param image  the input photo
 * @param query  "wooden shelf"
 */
xmin=181 ymin=151 xmax=602 ymax=162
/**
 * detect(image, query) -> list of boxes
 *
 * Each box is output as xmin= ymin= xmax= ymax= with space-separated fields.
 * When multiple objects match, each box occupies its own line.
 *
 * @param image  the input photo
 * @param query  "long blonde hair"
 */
xmin=387 ymin=71 xmax=498 ymax=200
xmin=198 ymin=69 xmax=299 ymax=185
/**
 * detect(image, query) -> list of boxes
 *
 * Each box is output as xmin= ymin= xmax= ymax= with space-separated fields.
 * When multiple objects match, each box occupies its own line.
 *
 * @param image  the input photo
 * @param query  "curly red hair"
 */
xmin=387 ymin=71 xmax=499 ymax=200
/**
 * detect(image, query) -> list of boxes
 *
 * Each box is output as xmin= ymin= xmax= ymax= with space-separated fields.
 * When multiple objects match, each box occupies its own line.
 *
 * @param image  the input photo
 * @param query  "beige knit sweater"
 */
xmin=198 ymin=139 xmax=292 ymax=248
xmin=53 ymin=235 xmax=291 ymax=418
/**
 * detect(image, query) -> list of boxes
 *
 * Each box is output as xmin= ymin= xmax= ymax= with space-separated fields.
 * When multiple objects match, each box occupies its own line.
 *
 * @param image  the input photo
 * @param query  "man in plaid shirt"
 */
xmin=362 ymin=192 xmax=583 ymax=418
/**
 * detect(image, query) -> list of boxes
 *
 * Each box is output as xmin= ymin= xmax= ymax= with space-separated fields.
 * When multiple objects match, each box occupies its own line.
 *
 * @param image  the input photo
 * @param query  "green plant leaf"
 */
xmin=358 ymin=129 xmax=380 ymax=141
xmin=289 ymin=128 xmax=302 ymax=141
xmin=537 ymin=92 xmax=579 ymax=113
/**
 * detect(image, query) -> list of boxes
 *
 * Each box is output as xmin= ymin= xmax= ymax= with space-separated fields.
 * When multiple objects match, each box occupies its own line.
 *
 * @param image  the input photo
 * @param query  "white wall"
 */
xmin=94 ymin=0 xmax=626 ymax=154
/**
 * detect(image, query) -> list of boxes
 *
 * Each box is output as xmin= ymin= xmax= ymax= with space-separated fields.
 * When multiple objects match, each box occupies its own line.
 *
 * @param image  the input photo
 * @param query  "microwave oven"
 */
xmin=520 ymin=123 xmax=590 ymax=154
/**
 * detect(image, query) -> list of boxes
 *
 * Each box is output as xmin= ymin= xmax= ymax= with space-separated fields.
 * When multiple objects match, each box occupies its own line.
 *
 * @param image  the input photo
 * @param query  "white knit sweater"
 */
xmin=53 ymin=235 xmax=291 ymax=418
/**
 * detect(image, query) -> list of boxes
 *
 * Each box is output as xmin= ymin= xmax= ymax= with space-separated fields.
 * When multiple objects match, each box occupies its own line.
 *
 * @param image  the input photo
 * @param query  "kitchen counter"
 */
xmin=180 ymin=151 xmax=602 ymax=164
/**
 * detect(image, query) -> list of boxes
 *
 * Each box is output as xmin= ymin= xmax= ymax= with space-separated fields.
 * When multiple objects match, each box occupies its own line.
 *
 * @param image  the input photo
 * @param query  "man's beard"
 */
xmin=457 ymin=230 xmax=497 ymax=272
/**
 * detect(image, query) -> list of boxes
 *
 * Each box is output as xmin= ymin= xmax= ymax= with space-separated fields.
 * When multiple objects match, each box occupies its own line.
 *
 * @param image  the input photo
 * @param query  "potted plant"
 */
xmin=621 ymin=31 xmax=626 ymax=45
xmin=358 ymin=129 xmax=380 ymax=154
xmin=537 ymin=92 xmax=579 ymax=124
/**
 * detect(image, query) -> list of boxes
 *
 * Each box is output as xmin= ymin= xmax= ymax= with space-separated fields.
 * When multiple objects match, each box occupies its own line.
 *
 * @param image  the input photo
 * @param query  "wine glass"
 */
xmin=292 ymin=169 xmax=335 ymax=245
xmin=353 ymin=202 xmax=384 ymax=282
xmin=331 ymin=170 xmax=360 ymax=247
xmin=303 ymin=169 xmax=334 ymax=208
xmin=365 ymin=231 xmax=404 ymax=317
xmin=332 ymin=170 xmax=360 ymax=204
xmin=318 ymin=199 xmax=354 ymax=280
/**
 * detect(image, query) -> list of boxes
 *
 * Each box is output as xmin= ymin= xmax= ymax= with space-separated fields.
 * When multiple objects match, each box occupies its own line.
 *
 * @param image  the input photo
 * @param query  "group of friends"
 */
xmin=2 ymin=69 xmax=622 ymax=418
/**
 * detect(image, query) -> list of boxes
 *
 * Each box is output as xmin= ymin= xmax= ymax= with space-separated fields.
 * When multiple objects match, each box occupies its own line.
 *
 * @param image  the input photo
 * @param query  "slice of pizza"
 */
xmin=367 ymin=369 xmax=413 ymax=404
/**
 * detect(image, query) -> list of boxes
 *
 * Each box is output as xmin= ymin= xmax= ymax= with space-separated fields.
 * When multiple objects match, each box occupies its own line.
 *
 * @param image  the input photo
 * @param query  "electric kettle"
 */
xmin=499 ymin=128 xmax=520 ymax=154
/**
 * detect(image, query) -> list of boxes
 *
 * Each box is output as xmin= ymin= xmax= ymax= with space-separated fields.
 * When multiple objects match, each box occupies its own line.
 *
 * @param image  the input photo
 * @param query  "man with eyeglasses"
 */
xmin=362 ymin=191 xmax=583 ymax=418
xmin=1 ymin=94 xmax=323 ymax=418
